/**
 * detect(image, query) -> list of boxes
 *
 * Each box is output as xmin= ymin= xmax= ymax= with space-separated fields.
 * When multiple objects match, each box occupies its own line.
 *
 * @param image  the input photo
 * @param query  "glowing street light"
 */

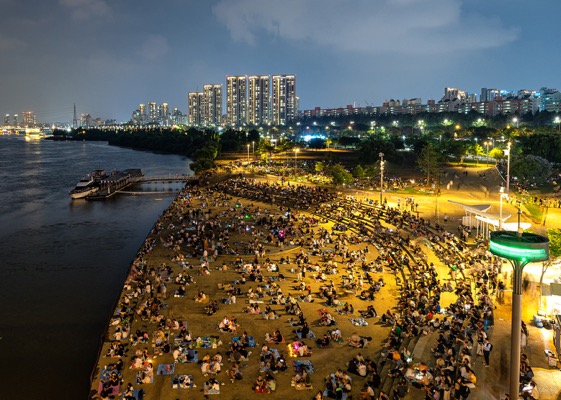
xmin=252 ymin=141 xmax=255 ymax=158
xmin=513 ymin=117 xmax=519 ymax=129
xmin=499 ymin=186 xmax=507 ymax=230
xmin=505 ymin=142 xmax=511 ymax=194
xmin=294 ymin=148 xmax=299 ymax=174
xmin=489 ymin=231 xmax=549 ymax=400
xmin=379 ymin=152 xmax=384 ymax=206
xmin=555 ymin=116 xmax=561 ymax=131
xmin=247 ymin=143 xmax=250 ymax=163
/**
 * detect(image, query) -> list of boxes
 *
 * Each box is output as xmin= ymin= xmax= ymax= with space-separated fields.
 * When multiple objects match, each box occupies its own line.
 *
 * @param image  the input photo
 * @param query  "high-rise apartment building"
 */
xmin=226 ymin=76 xmax=247 ymax=127
xmin=203 ymin=84 xmax=223 ymax=127
xmin=272 ymin=75 xmax=296 ymax=125
xmin=480 ymin=88 xmax=501 ymax=102
xmin=539 ymin=88 xmax=561 ymax=113
xmin=13 ymin=114 xmax=19 ymax=126
xmin=442 ymin=87 xmax=466 ymax=101
xmin=160 ymin=103 xmax=169 ymax=119
xmin=148 ymin=102 xmax=158 ymax=123
xmin=248 ymin=75 xmax=270 ymax=126
xmin=4 ymin=114 xmax=10 ymax=126
xmin=188 ymin=92 xmax=204 ymax=126
xmin=22 ymin=111 xmax=36 ymax=127
xmin=139 ymin=104 xmax=146 ymax=121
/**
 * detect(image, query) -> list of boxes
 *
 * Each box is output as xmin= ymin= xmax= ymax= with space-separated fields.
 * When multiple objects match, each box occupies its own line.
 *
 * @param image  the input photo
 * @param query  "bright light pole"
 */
xmin=294 ymin=148 xmax=299 ymax=175
xmin=379 ymin=152 xmax=384 ymax=206
xmin=489 ymin=232 xmax=549 ymax=400
xmin=499 ymin=186 xmax=506 ymax=230
xmin=252 ymin=141 xmax=255 ymax=158
xmin=555 ymin=116 xmax=561 ymax=132
xmin=247 ymin=143 xmax=250 ymax=163
xmin=506 ymin=142 xmax=511 ymax=194
xmin=513 ymin=117 xmax=519 ymax=129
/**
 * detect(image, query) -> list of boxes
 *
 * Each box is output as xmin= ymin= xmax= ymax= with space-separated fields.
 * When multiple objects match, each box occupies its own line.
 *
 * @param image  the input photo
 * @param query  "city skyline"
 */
xmin=1 ymin=0 xmax=560 ymax=123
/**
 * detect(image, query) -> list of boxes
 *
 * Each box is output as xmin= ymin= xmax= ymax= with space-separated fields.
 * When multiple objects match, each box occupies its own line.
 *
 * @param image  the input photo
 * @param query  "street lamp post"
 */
xmin=516 ymin=200 xmax=523 ymax=235
xmin=294 ymin=148 xmax=299 ymax=175
xmin=252 ymin=141 xmax=255 ymax=158
xmin=247 ymin=143 xmax=250 ymax=163
xmin=489 ymin=232 xmax=549 ymax=400
xmin=555 ymin=116 xmax=561 ymax=132
xmin=379 ymin=152 xmax=384 ymax=207
xmin=499 ymin=187 xmax=506 ymax=230
xmin=506 ymin=142 xmax=511 ymax=194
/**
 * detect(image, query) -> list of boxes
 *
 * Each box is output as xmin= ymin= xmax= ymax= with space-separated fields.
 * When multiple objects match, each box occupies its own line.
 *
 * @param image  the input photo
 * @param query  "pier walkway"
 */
xmin=86 ymin=173 xmax=194 ymax=200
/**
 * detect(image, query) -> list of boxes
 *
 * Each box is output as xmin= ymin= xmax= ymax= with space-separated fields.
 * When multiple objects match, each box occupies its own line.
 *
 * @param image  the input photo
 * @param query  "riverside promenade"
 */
xmin=89 ymin=169 xmax=561 ymax=400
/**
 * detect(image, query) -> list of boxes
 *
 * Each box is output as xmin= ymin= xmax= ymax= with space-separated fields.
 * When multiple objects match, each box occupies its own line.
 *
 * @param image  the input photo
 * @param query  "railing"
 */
xmin=136 ymin=175 xmax=194 ymax=182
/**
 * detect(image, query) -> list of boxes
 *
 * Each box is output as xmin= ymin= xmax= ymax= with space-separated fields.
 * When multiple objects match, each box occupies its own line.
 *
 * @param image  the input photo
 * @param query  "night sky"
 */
xmin=1 ymin=0 xmax=559 ymax=123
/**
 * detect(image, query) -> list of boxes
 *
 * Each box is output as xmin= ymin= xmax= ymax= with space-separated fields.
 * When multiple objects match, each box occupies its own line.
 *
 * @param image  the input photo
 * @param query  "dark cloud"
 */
xmin=0 ymin=34 xmax=27 ymax=51
xmin=58 ymin=0 xmax=111 ymax=20
xmin=213 ymin=0 xmax=518 ymax=54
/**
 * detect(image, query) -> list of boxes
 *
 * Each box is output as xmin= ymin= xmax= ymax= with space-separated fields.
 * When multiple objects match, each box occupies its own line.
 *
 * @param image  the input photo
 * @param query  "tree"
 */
xmin=539 ymin=228 xmax=561 ymax=310
xmin=510 ymin=155 xmax=552 ymax=183
xmin=352 ymin=165 xmax=366 ymax=179
xmin=326 ymin=164 xmax=354 ymax=185
xmin=471 ymin=143 xmax=484 ymax=165
xmin=308 ymin=138 xmax=326 ymax=149
xmin=489 ymin=147 xmax=505 ymax=161
xmin=357 ymin=137 xmax=398 ymax=165
xmin=315 ymin=161 xmax=325 ymax=173
xmin=417 ymin=143 xmax=443 ymax=187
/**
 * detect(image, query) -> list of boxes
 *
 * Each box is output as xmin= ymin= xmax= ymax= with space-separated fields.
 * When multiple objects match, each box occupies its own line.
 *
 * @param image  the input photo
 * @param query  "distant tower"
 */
xmin=73 ymin=104 xmax=78 ymax=128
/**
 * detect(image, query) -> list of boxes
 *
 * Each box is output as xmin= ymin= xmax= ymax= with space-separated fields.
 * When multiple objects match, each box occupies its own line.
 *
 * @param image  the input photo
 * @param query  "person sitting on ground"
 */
xmin=349 ymin=332 xmax=365 ymax=348
xmin=204 ymin=377 xmax=220 ymax=393
xmin=195 ymin=290 xmax=207 ymax=302
xmin=266 ymin=329 xmax=284 ymax=344
xmin=360 ymin=305 xmax=378 ymax=318
xmin=380 ymin=310 xmax=395 ymax=325
xmin=264 ymin=305 xmax=278 ymax=320
xmin=292 ymin=369 xmax=312 ymax=389
xmin=316 ymin=333 xmax=330 ymax=348
xmin=295 ymin=322 xmax=310 ymax=338
xmin=296 ymin=341 xmax=312 ymax=357
xmin=265 ymin=373 xmax=277 ymax=393
xmin=253 ymin=375 xmax=267 ymax=393
xmin=228 ymin=362 xmax=243 ymax=382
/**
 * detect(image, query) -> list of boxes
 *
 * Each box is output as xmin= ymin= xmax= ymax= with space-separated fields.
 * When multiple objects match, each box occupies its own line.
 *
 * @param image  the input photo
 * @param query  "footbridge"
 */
xmin=135 ymin=175 xmax=194 ymax=183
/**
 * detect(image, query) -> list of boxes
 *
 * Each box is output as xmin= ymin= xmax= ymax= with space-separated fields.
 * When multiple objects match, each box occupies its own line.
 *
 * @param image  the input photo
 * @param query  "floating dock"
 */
xmin=86 ymin=169 xmax=144 ymax=200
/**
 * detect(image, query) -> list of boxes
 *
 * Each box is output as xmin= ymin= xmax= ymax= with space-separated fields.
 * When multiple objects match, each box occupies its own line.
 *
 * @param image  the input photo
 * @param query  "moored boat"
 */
xmin=69 ymin=170 xmax=106 ymax=199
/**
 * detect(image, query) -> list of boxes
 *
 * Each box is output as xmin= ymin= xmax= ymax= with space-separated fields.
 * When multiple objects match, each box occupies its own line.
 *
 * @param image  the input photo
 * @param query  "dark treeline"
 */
xmin=52 ymin=127 xmax=221 ymax=173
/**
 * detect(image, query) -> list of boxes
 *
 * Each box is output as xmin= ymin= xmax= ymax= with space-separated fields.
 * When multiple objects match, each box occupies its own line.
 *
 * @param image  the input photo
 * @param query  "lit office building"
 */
xmin=248 ymin=75 xmax=270 ymax=126
xmin=272 ymin=74 xmax=296 ymax=125
xmin=226 ymin=76 xmax=247 ymax=127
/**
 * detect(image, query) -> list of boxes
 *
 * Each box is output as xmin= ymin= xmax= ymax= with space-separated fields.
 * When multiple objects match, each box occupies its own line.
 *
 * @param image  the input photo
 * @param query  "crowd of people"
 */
xmin=92 ymin=173 xmax=532 ymax=400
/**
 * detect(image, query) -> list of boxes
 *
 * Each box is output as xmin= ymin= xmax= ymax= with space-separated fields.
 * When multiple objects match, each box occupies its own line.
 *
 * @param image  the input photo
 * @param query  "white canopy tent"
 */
xmin=448 ymin=200 xmax=528 ymax=239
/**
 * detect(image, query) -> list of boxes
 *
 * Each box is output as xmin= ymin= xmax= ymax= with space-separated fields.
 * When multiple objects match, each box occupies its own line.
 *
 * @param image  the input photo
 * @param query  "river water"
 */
xmin=0 ymin=136 xmax=191 ymax=399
